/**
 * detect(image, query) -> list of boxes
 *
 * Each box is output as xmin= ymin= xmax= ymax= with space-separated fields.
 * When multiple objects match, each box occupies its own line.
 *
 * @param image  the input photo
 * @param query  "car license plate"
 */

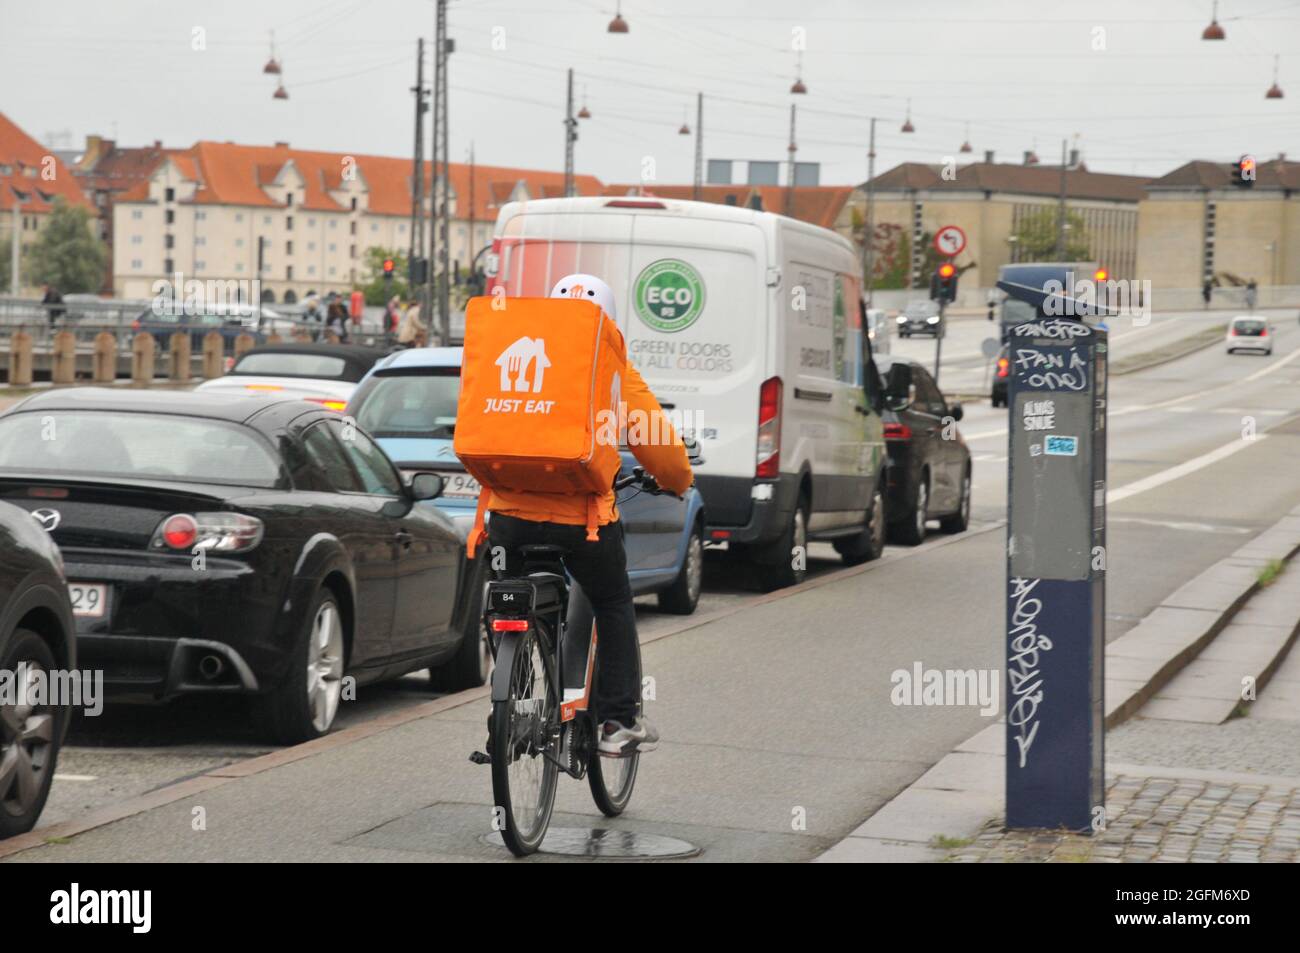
xmin=441 ymin=473 xmax=481 ymax=499
xmin=68 ymin=583 xmax=108 ymax=618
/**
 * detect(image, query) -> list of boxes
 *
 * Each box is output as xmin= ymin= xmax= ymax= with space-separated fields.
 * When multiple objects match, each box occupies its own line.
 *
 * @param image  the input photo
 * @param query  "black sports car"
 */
xmin=0 ymin=499 xmax=75 ymax=838
xmin=0 ymin=388 xmax=484 ymax=744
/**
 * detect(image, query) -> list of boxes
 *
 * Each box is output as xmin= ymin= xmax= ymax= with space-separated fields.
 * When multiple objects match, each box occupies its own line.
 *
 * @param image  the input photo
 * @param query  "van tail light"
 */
xmin=996 ymin=357 xmax=1010 ymax=379
xmin=756 ymin=376 xmax=782 ymax=479
xmin=151 ymin=513 xmax=264 ymax=553
xmin=604 ymin=199 xmax=666 ymax=209
xmin=884 ymin=422 xmax=913 ymax=442
xmin=1260 ymin=328 xmax=1268 ymax=337
xmin=1229 ymin=328 xmax=1238 ymax=336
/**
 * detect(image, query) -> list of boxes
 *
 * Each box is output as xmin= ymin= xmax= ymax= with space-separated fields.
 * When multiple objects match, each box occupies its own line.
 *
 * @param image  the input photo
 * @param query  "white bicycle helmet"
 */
xmin=549 ymin=273 xmax=617 ymax=323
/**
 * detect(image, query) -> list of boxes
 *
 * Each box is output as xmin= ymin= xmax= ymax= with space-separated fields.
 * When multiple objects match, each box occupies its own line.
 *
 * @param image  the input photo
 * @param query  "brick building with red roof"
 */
xmin=0 ymin=112 xmax=94 ymax=293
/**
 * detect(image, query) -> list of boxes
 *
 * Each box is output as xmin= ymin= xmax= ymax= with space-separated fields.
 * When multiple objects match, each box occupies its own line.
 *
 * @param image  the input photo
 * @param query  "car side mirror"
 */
xmin=884 ymin=363 xmax=912 ymax=408
xmin=408 ymin=471 xmax=444 ymax=501
xmin=681 ymin=435 xmax=705 ymax=467
xmin=947 ymin=400 xmax=964 ymax=422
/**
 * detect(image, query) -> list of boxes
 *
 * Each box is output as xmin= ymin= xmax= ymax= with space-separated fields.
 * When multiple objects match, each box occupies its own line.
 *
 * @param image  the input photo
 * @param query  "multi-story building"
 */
xmin=0 ymin=111 xmax=95 ymax=295
xmin=848 ymin=158 xmax=1149 ymax=289
xmin=1137 ymin=158 xmax=1300 ymax=291
xmin=112 ymin=139 xmax=605 ymax=302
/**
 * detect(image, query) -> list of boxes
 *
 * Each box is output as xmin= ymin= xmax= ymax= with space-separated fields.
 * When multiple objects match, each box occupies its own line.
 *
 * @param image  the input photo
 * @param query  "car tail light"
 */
xmin=996 ymin=357 xmax=1010 ymax=378
xmin=756 ymin=376 xmax=782 ymax=478
xmin=152 ymin=512 xmax=264 ymax=553
xmin=1229 ymin=328 xmax=1238 ymax=336
xmin=1260 ymin=327 xmax=1268 ymax=337
xmin=131 ymin=318 xmax=141 ymax=331
xmin=306 ymin=397 xmax=348 ymax=412
xmin=884 ymin=422 xmax=913 ymax=441
xmin=491 ymin=618 xmax=529 ymax=632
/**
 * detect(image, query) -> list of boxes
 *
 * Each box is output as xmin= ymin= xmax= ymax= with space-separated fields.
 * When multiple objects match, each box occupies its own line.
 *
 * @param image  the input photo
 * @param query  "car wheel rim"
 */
xmin=794 ymin=508 xmax=807 ymax=575
xmin=0 ymin=661 xmax=54 ymax=818
xmin=872 ymin=488 xmax=885 ymax=550
xmin=307 ymin=601 xmax=344 ymax=733
xmin=916 ymin=482 xmax=928 ymax=537
xmin=961 ymin=474 xmax=971 ymax=523
xmin=685 ymin=533 xmax=703 ymax=603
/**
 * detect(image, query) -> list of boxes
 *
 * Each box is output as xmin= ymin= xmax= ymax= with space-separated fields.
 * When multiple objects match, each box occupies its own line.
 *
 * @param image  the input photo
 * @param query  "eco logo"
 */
xmin=633 ymin=259 xmax=705 ymax=333
xmin=495 ymin=336 xmax=551 ymax=392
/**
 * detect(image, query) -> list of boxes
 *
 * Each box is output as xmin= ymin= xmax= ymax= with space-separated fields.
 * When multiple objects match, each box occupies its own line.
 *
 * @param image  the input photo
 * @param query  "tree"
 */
xmin=864 ymin=222 xmax=911 ymax=290
xmin=356 ymin=246 xmax=408 ymax=305
xmin=1010 ymin=207 xmax=1090 ymax=262
xmin=24 ymin=198 xmax=108 ymax=294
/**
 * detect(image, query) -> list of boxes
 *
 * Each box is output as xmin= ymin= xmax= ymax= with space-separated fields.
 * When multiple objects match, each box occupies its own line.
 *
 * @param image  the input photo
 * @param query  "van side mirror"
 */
xmin=884 ymin=363 xmax=912 ymax=408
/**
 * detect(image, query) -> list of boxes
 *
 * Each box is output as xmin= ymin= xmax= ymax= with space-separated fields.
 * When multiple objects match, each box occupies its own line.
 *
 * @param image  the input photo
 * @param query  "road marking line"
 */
xmin=53 ymin=774 xmax=98 ymax=782
xmin=1108 ymin=436 xmax=1268 ymax=505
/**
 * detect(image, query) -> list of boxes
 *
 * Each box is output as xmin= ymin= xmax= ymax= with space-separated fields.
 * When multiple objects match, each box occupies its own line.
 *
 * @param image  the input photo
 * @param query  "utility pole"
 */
xmin=430 ymin=0 xmax=451 ymax=344
xmin=693 ymin=92 xmax=703 ymax=201
xmin=784 ymin=103 xmax=796 ymax=216
xmin=564 ymin=68 xmax=577 ymax=197
xmin=1055 ymin=138 xmax=1068 ymax=260
xmin=863 ymin=117 xmax=877 ymax=307
xmin=409 ymin=37 xmax=427 ymax=283
xmin=9 ymin=198 xmax=19 ymax=295
xmin=468 ymin=141 xmax=477 ymax=292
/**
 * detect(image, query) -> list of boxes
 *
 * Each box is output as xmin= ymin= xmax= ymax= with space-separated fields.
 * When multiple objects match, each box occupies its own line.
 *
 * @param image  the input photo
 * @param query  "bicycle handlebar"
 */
xmin=614 ymin=466 xmax=681 ymax=498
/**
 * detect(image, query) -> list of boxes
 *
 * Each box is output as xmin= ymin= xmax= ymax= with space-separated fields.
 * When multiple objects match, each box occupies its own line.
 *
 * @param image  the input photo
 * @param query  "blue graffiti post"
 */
xmin=1002 ymin=284 xmax=1107 ymax=832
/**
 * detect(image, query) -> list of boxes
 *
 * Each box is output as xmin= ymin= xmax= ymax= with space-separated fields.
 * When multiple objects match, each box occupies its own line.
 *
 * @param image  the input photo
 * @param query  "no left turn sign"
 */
xmin=934 ymin=225 xmax=967 ymax=258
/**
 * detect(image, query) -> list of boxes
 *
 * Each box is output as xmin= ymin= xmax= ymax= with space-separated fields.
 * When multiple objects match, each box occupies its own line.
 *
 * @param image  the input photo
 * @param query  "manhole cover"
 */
xmin=482 ymin=827 xmax=700 ymax=859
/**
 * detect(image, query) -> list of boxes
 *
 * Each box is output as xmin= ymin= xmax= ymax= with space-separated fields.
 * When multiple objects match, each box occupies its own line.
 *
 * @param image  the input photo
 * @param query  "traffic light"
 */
xmin=1233 ymin=155 xmax=1256 ymax=188
xmin=932 ymin=260 xmax=958 ymax=303
xmin=382 ymin=258 xmax=395 ymax=280
xmin=1093 ymin=268 xmax=1108 ymax=282
xmin=408 ymin=257 xmax=428 ymax=285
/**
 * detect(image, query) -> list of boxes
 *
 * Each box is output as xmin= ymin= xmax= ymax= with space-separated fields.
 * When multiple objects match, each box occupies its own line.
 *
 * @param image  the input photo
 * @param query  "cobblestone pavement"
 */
xmin=947 ymin=773 xmax=1300 ymax=863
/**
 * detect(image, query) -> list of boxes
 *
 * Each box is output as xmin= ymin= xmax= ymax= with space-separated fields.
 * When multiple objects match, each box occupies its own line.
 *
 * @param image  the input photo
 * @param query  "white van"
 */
xmin=487 ymin=196 xmax=888 ymax=590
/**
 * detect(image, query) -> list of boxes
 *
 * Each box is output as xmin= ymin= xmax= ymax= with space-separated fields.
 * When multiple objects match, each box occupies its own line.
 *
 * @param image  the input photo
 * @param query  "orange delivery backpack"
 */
xmin=453 ymin=295 xmax=627 ymax=557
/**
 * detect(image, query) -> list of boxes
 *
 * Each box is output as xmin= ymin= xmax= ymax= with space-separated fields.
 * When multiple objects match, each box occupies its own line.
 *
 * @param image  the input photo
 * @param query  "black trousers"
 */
xmin=487 ymin=513 xmax=639 ymax=725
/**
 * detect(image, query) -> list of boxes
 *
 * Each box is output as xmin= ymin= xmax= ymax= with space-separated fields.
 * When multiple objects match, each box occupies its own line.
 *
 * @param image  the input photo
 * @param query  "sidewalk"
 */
xmin=819 ymin=504 xmax=1300 ymax=863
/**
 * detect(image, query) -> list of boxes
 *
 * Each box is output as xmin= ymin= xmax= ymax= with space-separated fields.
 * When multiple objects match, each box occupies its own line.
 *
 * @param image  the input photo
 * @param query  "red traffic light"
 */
xmin=383 ymin=258 xmax=395 ymax=275
xmin=938 ymin=262 xmax=956 ymax=279
xmin=1093 ymin=268 xmax=1108 ymax=282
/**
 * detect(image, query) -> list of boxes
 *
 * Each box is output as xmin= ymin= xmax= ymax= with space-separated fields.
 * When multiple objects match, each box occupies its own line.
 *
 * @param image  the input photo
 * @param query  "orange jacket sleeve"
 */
xmin=621 ymin=362 xmax=693 ymax=496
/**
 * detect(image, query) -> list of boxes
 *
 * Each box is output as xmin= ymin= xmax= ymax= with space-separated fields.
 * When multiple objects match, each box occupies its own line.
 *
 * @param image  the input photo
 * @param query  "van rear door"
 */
xmin=624 ymin=214 xmax=769 ymax=528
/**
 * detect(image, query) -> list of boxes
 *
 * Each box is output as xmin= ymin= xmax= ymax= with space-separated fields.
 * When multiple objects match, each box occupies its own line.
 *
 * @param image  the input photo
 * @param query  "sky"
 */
xmin=4 ymin=0 xmax=1298 ymax=186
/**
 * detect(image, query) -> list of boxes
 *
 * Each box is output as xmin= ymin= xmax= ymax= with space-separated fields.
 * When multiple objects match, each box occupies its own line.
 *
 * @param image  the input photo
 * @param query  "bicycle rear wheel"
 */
xmin=490 ymin=626 xmax=559 ymax=856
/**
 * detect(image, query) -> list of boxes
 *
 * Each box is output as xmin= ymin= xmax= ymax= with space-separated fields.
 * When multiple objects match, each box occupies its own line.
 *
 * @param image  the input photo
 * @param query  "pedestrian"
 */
xmin=325 ymin=300 xmax=351 ymax=343
xmin=986 ymin=288 xmax=997 ymax=321
xmin=1201 ymin=279 xmax=1212 ymax=309
xmin=397 ymin=300 xmax=427 ymax=348
xmin=41 ymin=284 xmax=65 ymax=326
xmin=302 ymin=295 xmax=322 ymax=340
xmin=384 ymin=295 xmax=402 ymax=343
xmin=1245 ymin=279 xmax=1258 ymax=312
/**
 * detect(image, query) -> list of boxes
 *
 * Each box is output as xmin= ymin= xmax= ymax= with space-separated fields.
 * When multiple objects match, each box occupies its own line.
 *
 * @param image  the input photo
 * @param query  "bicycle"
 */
xmin=472 ymin=466 xmax=674 ymax=856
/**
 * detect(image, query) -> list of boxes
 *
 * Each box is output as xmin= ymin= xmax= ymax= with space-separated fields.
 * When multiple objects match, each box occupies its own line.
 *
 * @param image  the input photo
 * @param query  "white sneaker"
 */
xmin=599 ymin=717 xmax=658 ymax=756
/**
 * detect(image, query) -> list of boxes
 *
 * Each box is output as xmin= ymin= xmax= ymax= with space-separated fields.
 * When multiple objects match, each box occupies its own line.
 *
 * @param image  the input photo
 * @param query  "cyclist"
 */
xmin=483 ymin=274 xmax=693 ymax=756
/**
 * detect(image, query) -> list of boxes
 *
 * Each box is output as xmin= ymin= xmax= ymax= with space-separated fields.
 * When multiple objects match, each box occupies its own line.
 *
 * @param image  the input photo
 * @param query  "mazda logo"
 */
xmin=30 ymin=508 xmax=61 ymax=532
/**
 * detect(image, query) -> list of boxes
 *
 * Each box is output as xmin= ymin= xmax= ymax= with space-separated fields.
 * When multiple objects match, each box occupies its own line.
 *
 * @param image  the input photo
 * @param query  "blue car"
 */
xmin=346 ymin=347 xmax=706 ymax=615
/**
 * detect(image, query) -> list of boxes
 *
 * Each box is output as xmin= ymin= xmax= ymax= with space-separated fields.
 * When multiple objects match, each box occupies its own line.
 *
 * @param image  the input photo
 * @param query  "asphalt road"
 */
xmin=14 ymin=309 xmax=1300 ymax=860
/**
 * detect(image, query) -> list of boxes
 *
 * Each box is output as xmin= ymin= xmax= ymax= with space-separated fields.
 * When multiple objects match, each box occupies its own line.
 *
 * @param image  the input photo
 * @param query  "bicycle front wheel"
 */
xmin=587 ymin=630 xmax=642 ymax=817
xmin=490 ymin=626 xmax=559 ymax=856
